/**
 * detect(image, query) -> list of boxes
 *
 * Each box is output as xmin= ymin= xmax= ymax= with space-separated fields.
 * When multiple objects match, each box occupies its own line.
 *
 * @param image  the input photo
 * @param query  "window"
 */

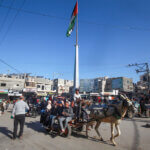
xmin=37 ymin=85 xmax=40 ymax=88
xmin=26 ymin=82 xmax=30 ymax=86
xmin=1 ymin=83 xmax=6 ymax=87
xmin=26 ymin=82 xmax=35 ymax=87
xmin=42 ymin=85 xmax=44 ymax=90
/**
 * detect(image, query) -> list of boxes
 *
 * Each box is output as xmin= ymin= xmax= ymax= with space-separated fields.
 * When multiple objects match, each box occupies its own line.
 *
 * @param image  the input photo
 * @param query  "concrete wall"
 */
xmin=0 ymin=77 xmax=25 ymax=90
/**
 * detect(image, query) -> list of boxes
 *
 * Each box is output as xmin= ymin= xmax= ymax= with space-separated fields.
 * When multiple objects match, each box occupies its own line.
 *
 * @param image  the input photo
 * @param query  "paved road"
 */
xmin=0 ymin=111 xmax=150 ymax=150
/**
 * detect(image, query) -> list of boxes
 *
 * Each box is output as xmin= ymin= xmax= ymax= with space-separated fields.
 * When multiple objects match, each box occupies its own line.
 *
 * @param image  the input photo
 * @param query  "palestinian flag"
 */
xmin=66 ymin=2 xmax=78 ymax=37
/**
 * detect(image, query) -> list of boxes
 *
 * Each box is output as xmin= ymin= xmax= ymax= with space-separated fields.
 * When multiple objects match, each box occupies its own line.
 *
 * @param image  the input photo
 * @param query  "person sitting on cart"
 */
xmin=81 ymin=102 xmax=89 ymax=122
xmin=40 ymin=99 xmax=49 ymax=124
xmin=49 ymin=101 xmax=58 ymax=130
xmin=41 ymin=98 xmax=48 ymax=110
xmin=58 ymin=101 xmax=74 ymax=134
xmin=43 ymin=101 xmax=52 ymax=126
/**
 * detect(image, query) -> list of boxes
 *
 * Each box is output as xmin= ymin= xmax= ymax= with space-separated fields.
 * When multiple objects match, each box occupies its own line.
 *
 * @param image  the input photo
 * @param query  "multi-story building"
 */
xmin=53 ymin=79 xmax=73 ymax=95
xmin=35 ymin=76 xmax=53 ymax=96
xmin=80 ymin=79 xmax=94 ymax=93
xmin=23 ymin=75 xmax=36 ymax=95
xmin=80 ymin=77 xmax=108 ymax=93
xmin=110 ymin=77 xmax=133 ymax=92
xmin=0 ymin=74 xmax=25 ymax=91
xmin=96 ymin=77 xmax=108 ymax=93
xmin=0 ymin=74 xmax=54 ymax=96
xmin=136 ymin=73 xmax=150 ymax=93
xmin=64 ymin=80 xmax=73 ymax=93
xmin=105 ymin=78 xmax=112 ymax=91
xmin=80 ymin=76 xmax=133 ymax=93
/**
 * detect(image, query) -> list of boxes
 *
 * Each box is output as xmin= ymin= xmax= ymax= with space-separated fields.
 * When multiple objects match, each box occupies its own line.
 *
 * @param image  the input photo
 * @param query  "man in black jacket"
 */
xmin=50 ymin=102 xmax=58 ymax=129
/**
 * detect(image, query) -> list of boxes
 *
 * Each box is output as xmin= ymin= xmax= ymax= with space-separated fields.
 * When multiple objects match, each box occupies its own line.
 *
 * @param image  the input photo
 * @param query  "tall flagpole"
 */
xmin=74 ymin=0 xmax=79 ymax=90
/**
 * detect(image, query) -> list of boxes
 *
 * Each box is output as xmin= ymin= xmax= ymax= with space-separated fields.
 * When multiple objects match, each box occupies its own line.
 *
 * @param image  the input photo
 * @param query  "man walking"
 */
xmin=12 ymin=96 xmax=29 ymax=140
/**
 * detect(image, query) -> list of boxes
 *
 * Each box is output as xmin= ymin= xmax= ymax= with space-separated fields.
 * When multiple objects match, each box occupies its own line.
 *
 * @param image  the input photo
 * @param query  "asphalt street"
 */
xmin=0 ymin=111 xmax=150 ymax=150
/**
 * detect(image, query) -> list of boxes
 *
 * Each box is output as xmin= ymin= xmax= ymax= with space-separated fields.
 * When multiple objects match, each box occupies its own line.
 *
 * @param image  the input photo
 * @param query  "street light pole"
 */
xmin=146 ymin=63 xmax=150 ymax=92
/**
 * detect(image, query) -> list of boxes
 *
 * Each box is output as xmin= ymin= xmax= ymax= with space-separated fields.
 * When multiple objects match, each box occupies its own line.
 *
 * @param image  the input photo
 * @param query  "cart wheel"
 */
xmin=63 ymin=125 xmax=72 ymax=137
xmin=77 ymin=126 xmax=84 ymax=132
xmin=45 ymin=127 xmax=51 ymax=132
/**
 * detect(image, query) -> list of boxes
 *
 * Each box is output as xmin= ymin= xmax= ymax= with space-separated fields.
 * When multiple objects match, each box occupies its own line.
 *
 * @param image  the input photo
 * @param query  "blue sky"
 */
xmin=0 ymin=0 xmax=150 ymax=82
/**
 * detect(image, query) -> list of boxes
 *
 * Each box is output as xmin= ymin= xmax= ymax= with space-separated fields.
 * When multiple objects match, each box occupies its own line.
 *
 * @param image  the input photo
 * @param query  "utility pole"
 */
xmin=128 ymin=63 xmax=150 ymax=93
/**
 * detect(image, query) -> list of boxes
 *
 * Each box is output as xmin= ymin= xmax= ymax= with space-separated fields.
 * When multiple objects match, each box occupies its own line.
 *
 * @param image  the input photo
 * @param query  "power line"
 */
xmin=0 ymin=0 xmax=4 ymax=6
xmin=0 ymin=0 xmax=15 ymax=34
xmin=0 ymin=0 xmax=26 ymax=46
xmin=1 ymin=4 xmax=69 ymax=21
xmin=0 ymin=0 xmax=26 ymax=74
xmin=1 ymin=4 xmax=150 ymax=32
xmin=0 ymin=58 xmax=21 ymax=73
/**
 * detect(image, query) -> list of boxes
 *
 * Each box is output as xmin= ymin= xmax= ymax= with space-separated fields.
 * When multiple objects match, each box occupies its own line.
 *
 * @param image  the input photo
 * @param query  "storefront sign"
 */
xmin=23 ymin=88 xmax=37 ymax=93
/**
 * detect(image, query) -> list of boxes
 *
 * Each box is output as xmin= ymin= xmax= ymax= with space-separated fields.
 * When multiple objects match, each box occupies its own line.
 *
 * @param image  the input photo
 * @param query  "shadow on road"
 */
xmin=131 ymin=119 xmax=140 ymax=150
xmin=141 ymin=123 xmax=150 ymax=128
xmin=71 ymin=132 xmax=87 ymax=139
xmin=25 ymin=121 xmax=47 ymax=134
xmin=71 ymin=132 xmax=113 ymax=146
xmin=0 ymin=127 xmax=13 ymax=139
xmin=25 ymin=121 xmax=58 ymax=138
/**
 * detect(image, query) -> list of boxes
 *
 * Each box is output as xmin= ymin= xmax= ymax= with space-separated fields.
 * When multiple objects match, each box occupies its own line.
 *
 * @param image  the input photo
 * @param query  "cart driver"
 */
xmin=74 ymin=88 xmax=81 ymax=103
xmin=73 ymin=88 xmax=81 ymax=122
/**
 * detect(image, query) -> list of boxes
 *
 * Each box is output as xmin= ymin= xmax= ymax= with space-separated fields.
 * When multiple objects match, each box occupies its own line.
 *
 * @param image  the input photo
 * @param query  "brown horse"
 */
xmin=86 ymin=95 xmax=132 ymax=146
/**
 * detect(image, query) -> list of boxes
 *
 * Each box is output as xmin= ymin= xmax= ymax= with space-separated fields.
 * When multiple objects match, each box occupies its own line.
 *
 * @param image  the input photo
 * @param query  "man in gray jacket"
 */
xmin=12 ymin=96 xmax=29 ymax=140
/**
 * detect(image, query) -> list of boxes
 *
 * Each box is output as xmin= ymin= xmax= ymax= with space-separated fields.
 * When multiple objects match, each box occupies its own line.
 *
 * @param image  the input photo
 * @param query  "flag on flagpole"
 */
xmin=66 ymin=2 xmax=78 ymax=37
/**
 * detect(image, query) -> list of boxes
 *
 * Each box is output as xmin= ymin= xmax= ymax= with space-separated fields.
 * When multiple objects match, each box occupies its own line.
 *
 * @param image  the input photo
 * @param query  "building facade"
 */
xmin=80 ymin=77 xmax=133 ymax=93
xmin=53 ymin=79 xmax=73 ymax=95
xmin=136 ymin=73 xmax=150 ymax=93
xmin=0 ymin=74 xmax=54 ymax=96
xmin=80 ymin=77 xmax=108 ymax=93
xmin=35 ymin=77 xmax=53 ymax=96
xmin=80 ymin=79 xmax=94 ymax=93
xmin=0 ymin=74 xmax=25 ymax=91
xmin=108 ymin=77 xmax=133 ymax=92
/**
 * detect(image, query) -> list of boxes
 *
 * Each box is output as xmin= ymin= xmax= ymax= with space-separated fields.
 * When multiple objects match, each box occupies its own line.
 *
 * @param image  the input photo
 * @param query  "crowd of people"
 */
xmin=0 ymin=99 xmax=11 ymax=115
xmin=0 ymin=88 xmax=88 ymax=139
xmin=0 ymin=89 xmax=150 ymax=140
xmin=40 ymin=88 xmax=88 ymax=134
xmin=132 ymin=93 xmax=150 ymax=116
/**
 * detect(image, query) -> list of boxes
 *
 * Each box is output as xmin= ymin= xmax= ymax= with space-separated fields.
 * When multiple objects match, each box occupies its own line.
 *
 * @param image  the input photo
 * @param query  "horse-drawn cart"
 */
xmin=46 ymin=118 xmax=87 ymax=137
